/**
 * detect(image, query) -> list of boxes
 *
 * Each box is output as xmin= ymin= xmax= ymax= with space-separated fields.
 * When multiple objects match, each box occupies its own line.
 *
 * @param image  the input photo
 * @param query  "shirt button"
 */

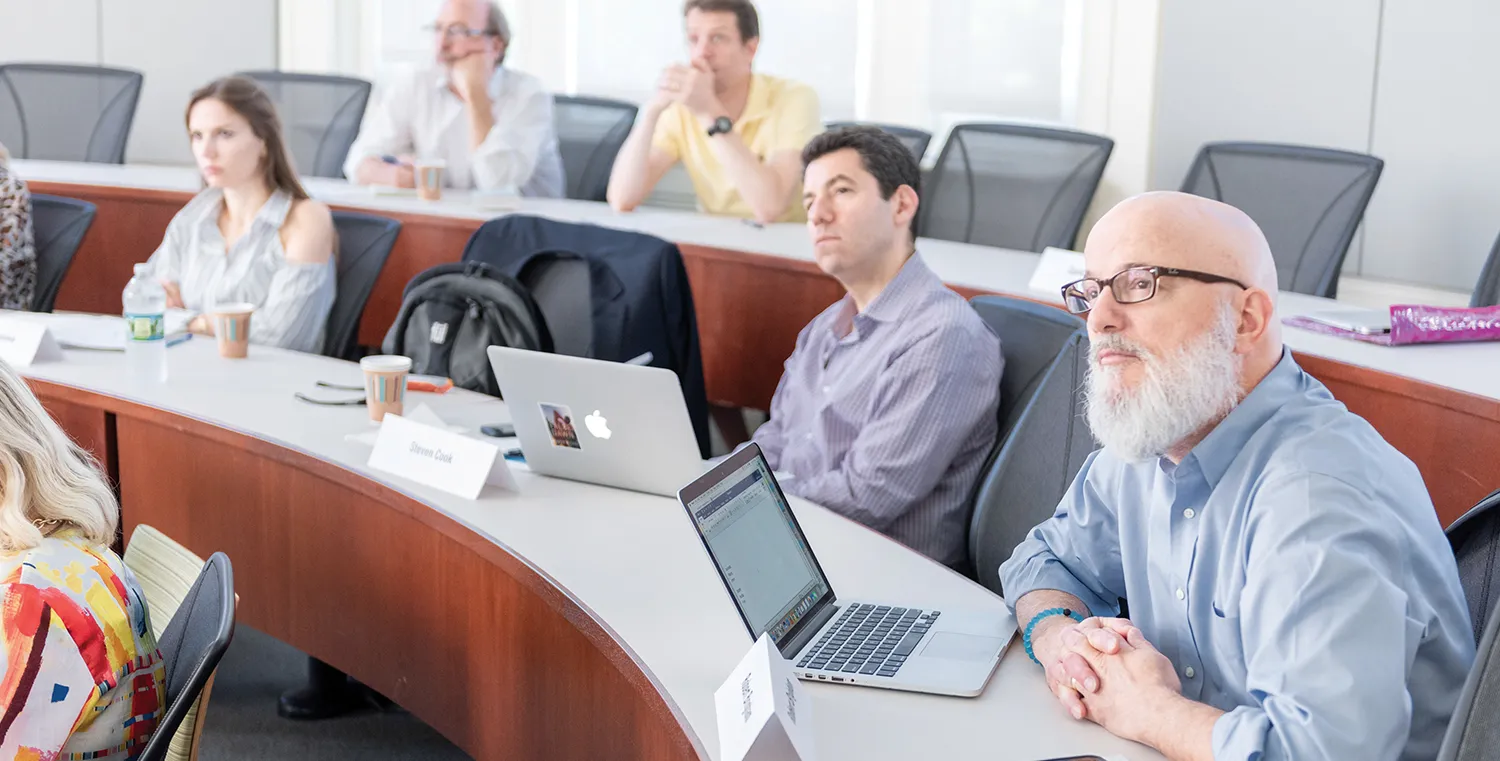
xmin=1185 ymin=666 xmax=1196 ymax=679
xmin=1183 ymin=508 xmax=1196 ymax=519
xmin=1175 ymin=588 xmax=1185 ymax=601
xmin=804 ymin=433 xmax=813 ymax=441
xmin=822 ymin=385 xmax=831 ymax=394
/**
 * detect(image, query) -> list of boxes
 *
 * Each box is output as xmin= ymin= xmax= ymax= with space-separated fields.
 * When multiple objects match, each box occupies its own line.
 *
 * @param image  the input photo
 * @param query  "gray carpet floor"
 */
xmin=198 ymin=626 xmax=471 ymax=760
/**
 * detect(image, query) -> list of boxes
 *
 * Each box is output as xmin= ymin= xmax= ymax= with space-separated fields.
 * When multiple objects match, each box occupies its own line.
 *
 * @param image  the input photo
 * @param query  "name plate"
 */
xmin=368 ymin=413 xmax=519 ymax=499
xmin=714 ymin=633 xmax=817 ymax=761
xmin=1027 ymin=246 xmax=1088 ymax=297
xmin=0 ymin=317 xmax=63 ymax=367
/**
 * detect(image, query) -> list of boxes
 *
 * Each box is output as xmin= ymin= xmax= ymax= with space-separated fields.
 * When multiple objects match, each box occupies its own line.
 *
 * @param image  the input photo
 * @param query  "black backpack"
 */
xmin=381 ymin=261 xmax=553 ymax=396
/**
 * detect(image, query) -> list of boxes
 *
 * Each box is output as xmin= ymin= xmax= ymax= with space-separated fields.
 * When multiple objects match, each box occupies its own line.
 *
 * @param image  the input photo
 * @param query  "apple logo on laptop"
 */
xmin=584 ymin=410 xmax=612 ymax=440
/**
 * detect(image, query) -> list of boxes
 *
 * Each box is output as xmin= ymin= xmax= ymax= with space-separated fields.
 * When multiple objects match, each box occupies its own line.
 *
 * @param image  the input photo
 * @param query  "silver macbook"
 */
xmin=678 ymin=443 xmax=1013 ymax=697
xmin=486 ymin=346 xmax=705 ymax=496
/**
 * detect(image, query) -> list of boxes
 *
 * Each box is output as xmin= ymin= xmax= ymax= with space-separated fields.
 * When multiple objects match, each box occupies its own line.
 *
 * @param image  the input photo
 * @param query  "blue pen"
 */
xmin=166 ymin=333 xmax=193 ymax=348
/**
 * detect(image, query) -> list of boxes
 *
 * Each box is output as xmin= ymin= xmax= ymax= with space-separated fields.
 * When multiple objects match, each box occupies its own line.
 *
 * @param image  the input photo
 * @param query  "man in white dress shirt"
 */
xmin=343 ymin=0 xmax=566 ymax=197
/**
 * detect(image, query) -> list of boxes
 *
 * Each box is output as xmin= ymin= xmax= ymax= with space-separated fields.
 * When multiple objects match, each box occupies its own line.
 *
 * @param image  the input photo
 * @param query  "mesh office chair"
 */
xmin=824 ymin=121 xmax=934 ymax=163
xmin=1471 ymin=233 xmax=1500 ymax=308
xmin=138 ymin=552 xmax=235 ymax=761
xmin=922 ymin=123 xmax=1113 ymax=252
xmin=1446 ymin=489 xmax=1500 ymax=646
xmin=323 ymin=211 xmax=401 ymax=359
xmin=552 ymin=95 xmax=637 ymax=202
xmin=30 ymin=194 xmax=97 ymax=312
xmin=965 ymin=297 xmax=1094 ymax=592
xmin=125 ymin=526 xmax=213 ymax=761
xmin=1180 ymin=142 xmax=1384 ymax=299
xmin=241 ymin=71 xmax=372 ymax=179
xmin=0 ymin=63 xmax=143 ymax=163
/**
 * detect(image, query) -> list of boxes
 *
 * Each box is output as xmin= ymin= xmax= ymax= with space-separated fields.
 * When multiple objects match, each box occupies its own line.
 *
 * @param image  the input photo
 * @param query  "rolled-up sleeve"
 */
xmin=998 ymin=452 xmax=1125 ymax=614
xmin=342 ymin=77 xmax=415 ymax=181
xmin=790 ymin=323 xmax=999 ymax=531
xmin=1211 ymin=473 xmax=1437 ymax=761
xmin=470 ymin=78 xmax=558 ymax=194
xmin=250 ymin=259 xmax=336 ymax=354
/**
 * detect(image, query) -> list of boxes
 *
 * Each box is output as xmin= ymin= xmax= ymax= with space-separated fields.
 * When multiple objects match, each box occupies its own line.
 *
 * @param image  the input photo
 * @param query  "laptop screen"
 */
xmin=683 ymin=450 xmax=832 ymax=645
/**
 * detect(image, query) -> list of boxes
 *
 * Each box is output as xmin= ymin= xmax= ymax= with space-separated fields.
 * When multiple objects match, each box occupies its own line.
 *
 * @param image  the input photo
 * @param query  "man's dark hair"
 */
xmin=802 ymin=126 xmax=922 ymax=240
xmin=682 ymin=0 xmax=759 ymax=43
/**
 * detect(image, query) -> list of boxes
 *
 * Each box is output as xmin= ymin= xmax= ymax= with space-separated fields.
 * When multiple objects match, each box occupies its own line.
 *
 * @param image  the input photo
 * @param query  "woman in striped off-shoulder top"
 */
xmin=143 ymin=76 xmax=336 ymax=355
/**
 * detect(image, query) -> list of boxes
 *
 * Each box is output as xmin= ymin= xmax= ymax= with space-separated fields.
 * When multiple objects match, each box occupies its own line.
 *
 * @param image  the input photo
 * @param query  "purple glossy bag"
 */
xmin=1285 ymin=304 xmax=1500 ymax=346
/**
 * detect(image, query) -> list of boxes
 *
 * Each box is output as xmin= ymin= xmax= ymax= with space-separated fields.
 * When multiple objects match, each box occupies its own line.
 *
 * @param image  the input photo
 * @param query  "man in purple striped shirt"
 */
xmin=751 ymin=126 xmax=1002 ymax=566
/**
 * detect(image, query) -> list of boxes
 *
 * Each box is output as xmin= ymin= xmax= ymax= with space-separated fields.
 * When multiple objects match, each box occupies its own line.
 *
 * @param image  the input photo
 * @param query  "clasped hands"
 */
xmin=1033 ymin=616 xmax=1183 ymax=744
xmin=652 ymin=60 xmax=724 ymax=125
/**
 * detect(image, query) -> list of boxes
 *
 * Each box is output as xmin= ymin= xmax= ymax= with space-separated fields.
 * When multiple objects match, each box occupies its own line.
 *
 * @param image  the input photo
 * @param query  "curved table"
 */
xmin=18 ymin=158 xmax=1500 ymax=524
xmin=21 ymin=340 xmax=1159 ymax=760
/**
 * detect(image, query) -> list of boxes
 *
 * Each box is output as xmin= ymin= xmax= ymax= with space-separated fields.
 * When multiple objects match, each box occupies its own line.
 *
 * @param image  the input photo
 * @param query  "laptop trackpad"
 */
xmin=921 ymin=632 xmax=1002 ymax=661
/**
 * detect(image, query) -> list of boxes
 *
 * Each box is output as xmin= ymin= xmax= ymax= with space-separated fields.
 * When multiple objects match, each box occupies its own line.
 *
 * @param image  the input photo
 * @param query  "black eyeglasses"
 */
xmin=423 ymin=22 xmax=495 ymax=40
xmin=1061 ymin=266 xmax=1248 ymax=315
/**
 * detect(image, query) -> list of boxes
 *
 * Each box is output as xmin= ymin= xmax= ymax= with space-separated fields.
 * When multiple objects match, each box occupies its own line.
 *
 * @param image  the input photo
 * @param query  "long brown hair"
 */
xmin=185 ymin=76 xmax=309 ymax=201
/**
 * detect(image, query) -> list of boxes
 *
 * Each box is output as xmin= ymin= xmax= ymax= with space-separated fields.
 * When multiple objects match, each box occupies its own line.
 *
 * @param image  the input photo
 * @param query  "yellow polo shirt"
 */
xmin=652 ymin=73 xmax=821 ymax=223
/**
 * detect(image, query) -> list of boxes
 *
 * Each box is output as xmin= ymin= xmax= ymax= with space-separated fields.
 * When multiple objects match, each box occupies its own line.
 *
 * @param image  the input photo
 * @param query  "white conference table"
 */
xmin=17 ymin=158 xmax=1500 ymax=406
xmin=19 ymin=338 xmax=1160 ymax=761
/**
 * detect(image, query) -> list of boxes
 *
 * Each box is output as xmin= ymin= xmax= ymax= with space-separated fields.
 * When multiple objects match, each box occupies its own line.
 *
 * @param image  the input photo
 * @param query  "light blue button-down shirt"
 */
xmin=1000 ymin=349 xmax=1474 ymax=761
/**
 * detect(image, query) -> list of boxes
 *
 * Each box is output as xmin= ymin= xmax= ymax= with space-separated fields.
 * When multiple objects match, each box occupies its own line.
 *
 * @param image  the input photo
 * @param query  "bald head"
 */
xmin=1088 ymin=192 xmax=1278 ymax=293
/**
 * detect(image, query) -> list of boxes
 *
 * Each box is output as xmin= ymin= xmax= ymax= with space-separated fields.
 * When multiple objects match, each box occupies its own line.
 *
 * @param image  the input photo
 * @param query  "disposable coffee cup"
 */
xmin=210 ymin=303 xmax=255 ymax=359
xmin=361 ymin=355 xmax=413 ymax=422
xmin=414 ymin=159 xmax=447 ymax=201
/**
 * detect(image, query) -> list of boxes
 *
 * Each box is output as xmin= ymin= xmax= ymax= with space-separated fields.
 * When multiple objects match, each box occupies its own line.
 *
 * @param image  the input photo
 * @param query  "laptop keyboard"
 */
xmin=797 ymin=604 xmax=942 ymax=679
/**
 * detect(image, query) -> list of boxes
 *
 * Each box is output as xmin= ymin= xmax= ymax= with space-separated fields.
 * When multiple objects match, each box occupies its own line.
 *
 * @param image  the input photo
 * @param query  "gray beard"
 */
xmin=1085 ymin=303 xmax=1244 ymax=463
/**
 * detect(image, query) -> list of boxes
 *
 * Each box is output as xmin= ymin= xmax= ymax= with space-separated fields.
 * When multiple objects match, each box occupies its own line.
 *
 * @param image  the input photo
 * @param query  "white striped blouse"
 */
xmin=144 ymin=188 xmax=336 ymax=355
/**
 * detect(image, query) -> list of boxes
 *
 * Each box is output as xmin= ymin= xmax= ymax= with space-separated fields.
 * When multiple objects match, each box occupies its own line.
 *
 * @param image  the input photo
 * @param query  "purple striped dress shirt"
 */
xmin=752 ymin=253 xmax=1002 ymax=565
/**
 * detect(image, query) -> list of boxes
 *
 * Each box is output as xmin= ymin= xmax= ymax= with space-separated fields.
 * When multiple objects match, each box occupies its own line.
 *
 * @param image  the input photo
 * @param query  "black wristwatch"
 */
xmin=707 ymin=116 xmax=733 ymax=137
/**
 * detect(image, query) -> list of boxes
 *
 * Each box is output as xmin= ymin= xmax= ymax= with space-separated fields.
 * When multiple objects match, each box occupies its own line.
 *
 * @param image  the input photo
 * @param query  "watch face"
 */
xmin=712 ymin=116 xmax=733 ymax=134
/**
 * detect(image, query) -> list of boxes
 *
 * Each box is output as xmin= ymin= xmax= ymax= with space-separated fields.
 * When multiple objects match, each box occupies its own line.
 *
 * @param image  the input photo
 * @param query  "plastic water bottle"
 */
xmin=123 ymin=263 xmax=168 ymax=382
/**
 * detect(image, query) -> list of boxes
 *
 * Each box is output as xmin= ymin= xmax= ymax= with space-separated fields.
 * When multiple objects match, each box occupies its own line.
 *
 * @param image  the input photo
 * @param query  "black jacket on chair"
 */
xmin=459 ymin=214 xmax=711 ymax=457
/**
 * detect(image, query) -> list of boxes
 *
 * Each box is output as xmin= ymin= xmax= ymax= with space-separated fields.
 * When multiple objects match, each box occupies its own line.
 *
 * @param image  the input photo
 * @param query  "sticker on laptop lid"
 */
xmin=539 ymin=402 xmax=582 ymax=449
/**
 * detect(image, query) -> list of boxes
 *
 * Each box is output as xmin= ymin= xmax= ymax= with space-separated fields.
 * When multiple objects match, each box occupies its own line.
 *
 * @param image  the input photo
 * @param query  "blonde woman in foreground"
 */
xmin=0 ymin=359 xmax=166 ymax=757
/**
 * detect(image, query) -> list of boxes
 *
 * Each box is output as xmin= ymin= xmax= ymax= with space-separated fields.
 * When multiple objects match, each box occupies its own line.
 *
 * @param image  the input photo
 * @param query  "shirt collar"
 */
xmin=434 ymin=65 xmax=506 ymax=100
xmin=825 ymin=253 xmax=933 ymax=340
xmin=1183 ymin=347 xmax=1302 ymax=487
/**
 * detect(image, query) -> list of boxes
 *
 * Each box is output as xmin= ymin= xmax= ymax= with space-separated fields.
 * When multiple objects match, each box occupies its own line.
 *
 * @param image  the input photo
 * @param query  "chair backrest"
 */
xmin=1472 ymin=232 xmax=1500 ymax=308
xmin=125 ymin=525 xmax=209 ymax=761
xmin=0 ymin=63 xmax=143 ymax=163
xmin=552 ymin=95 xmax=637 ymax=202
xmin=966 ymin=296 xmax=1094 ymax=592
xmin=921 ymin=123 xmax=1113 ymax=253
xmin=240 ymin=71 xmax=372 ymax=179
xmin=1447 ymin=489 xmax=1500 ymax=645
xmin=1438 ymin=573 xmax=1500 ymax=761
xmin=519 ymin=256 xmax=594 ymax=357
xmin=138 ymin=552 xmax=234 ymax=761
xmin=1180 ymin=141 xmax=1383 ymax=299
xmin=29 ymin=194 xmax=97 ymax=312
xmin=823 ymin=121 xmax=934 ymax=163
xmin=323 ymin=211 xmax=401 ymax=360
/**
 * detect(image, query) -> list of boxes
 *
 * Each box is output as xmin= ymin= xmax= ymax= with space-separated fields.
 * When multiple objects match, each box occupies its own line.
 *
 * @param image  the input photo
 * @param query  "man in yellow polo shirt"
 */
xmin=607 ymin=0 xmax=821 ymax=224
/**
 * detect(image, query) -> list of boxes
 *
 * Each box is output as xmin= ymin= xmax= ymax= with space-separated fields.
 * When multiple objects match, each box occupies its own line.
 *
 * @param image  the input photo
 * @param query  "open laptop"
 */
xmin=678 ymin=443 xmax=1013 ymax=697
xmin=486 ymin=346 xmax=705 ymax=497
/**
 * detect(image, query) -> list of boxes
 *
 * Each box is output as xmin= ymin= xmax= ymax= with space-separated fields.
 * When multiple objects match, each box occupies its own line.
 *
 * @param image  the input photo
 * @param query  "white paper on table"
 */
xmin=18 ymin=309 xmax=196 ymax=351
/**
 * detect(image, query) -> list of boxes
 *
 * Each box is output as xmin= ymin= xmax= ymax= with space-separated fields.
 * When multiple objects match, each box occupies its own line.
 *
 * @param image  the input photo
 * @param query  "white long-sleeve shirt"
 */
xmin=144 ymin=189 xmax=336 ymax=354
xmin=343 ymin=65 xmax=565 ymax=198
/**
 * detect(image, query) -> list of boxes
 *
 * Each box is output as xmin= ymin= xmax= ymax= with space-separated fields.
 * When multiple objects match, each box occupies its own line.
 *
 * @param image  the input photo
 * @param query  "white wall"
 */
xmin=3 ymin=0 xmax=277 ymax=164
xmin=1363 ymin=0 xmax=1500 ymax=290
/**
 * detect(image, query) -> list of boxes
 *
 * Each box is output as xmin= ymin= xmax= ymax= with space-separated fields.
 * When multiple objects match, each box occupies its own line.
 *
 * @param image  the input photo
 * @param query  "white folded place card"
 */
xmin=715 ymin=633 xmax=816 ymax=761
xmin=367 ymin=412 xmax=519 ymax=498
xmin=0 ymin=316 xmax=64 ymax=367
xmin=1027 ymin=246 xmax=1088 ymax=297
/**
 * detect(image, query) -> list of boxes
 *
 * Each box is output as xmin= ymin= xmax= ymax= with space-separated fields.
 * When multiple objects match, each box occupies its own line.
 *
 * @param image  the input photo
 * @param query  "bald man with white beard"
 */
xmin=999 ymin=192 xmax=1474 ymax=761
